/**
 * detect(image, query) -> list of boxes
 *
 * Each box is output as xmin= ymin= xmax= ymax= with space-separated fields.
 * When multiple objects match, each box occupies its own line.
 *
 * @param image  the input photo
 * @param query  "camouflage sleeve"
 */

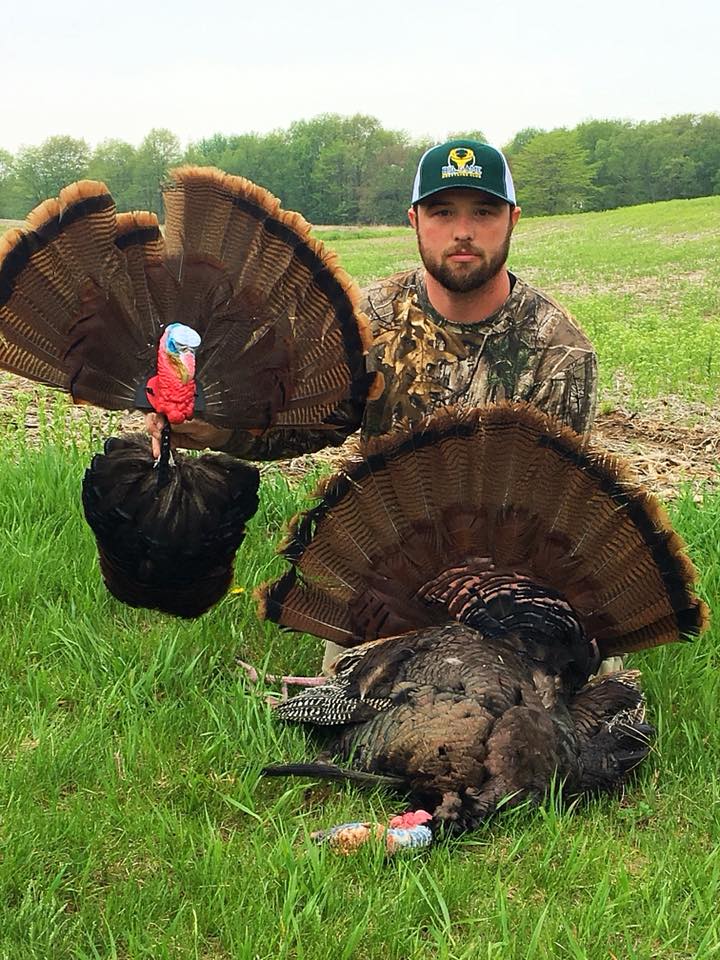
xmin=525 ymin=349 xmax=598 ymax=435
xmin=359 ymin=289 xmax=382 ymax=337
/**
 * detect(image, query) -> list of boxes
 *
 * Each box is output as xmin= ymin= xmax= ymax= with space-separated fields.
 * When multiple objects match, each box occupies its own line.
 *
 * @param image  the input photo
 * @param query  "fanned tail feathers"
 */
xmin=0 ymin=166 xmax=379 ymax=431
xmin=258 ymin=403 xmax=709 ymax=660
xmin=0 ymin=181 xmax=153 ymax=407
xmin=155 ymin=166 xmax=378 ymax=430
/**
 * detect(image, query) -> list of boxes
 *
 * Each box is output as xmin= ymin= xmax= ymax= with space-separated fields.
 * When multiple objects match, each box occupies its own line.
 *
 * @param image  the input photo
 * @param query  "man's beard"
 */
xmin=418 ymin=229 xmax=512 ymax=294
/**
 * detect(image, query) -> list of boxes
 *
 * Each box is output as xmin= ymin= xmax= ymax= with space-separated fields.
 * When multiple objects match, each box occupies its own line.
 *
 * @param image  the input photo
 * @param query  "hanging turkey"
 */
xmin=0 ymin=167 xmax=378 ymax=615
xmin=257 ymin=403 xmax=708 ymax=852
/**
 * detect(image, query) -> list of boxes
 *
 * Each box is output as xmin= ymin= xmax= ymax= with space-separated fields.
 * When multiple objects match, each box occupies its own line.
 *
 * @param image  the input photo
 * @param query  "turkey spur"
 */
xmin=258 ymin=403 xmax=708 ymax=846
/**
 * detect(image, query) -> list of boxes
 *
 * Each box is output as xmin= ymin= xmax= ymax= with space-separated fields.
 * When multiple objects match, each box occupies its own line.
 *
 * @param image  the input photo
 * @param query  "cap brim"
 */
xmin=415 ymin=184 xmax=514 ymax=205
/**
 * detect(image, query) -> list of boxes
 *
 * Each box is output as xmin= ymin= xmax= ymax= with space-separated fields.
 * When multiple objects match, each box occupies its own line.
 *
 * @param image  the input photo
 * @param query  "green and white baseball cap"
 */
xmin=411 ymin=139 xmax=516 ymax=206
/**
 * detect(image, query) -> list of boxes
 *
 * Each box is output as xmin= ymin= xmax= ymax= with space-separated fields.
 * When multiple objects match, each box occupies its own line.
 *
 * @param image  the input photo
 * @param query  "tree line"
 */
xmin=1 ymin=113 xmax=719 ymax=224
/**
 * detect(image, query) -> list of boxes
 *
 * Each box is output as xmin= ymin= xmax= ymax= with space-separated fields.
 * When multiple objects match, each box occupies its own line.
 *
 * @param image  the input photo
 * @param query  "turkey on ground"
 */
xmin=257 ymin=402 xmax=708 ymax=851
xmin=0 ymin=167 xmax=378 ymax=615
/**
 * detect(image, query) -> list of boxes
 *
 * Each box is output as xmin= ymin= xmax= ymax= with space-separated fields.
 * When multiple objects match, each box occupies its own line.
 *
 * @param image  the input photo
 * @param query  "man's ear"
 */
xmin=407 ymin=205 xmax=417 ymax=229
xmin=510 ymin=205 xmax=522 ymax=229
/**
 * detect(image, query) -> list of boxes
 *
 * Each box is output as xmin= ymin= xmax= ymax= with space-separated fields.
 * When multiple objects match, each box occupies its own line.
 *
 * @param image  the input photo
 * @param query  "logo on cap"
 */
xmin=442 ymin=147 xmax=483 ymax=180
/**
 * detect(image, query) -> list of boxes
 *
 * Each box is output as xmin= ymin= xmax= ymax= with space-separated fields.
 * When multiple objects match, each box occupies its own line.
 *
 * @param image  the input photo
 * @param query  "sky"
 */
xmin=2 ymin=0 xmax=719 ymax=153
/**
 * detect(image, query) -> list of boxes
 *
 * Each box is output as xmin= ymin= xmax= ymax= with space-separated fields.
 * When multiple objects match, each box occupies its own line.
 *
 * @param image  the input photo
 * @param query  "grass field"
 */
xmin=1 ymin=198 xmax=720 ymax=958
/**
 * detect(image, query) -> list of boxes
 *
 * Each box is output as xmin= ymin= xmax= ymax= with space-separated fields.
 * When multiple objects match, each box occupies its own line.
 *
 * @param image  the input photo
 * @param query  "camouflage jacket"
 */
xmin=362 ymin=268 xmax=597 ymax=438
xmin=221 ymin=268 xmax=597 ymax=459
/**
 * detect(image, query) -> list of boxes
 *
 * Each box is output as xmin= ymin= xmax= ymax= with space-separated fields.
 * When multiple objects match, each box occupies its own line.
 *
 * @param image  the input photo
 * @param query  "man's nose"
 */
xmin=453 ymin=216 xmax=475 ymax=240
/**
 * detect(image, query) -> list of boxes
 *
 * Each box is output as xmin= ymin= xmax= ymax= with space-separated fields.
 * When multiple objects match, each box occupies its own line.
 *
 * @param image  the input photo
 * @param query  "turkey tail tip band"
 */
xmin=115 ymin=219 xmax=161 ymax=250
xmin=0 ymin=188 xmax=115 ymax=293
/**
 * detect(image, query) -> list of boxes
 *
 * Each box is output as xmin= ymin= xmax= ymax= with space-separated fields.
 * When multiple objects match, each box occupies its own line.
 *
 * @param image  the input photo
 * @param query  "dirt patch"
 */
xmin=593 ymin=404 xmax=720 ymax=500
xmin=2 ymin=373 xmax=718 ymax=501
xmin=596 ymin=396 xmax=720 ymax=500
xmin=0 ymin=373 xmax=146 ymax=439
xmin=276 ymin=392 xmax=720 ymax=502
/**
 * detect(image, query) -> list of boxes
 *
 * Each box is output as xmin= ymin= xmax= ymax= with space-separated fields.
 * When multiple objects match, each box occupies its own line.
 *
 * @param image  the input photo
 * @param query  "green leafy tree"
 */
xmin=643 ymin=115 xmax=718 ymax=200
xmin=0 ymin=149 xmax=23 ymax=219
xmin=135 ymin=128 xmax=182 ymax=215
xmin=572 ymin=120 xmax=633 ymax=209
xmin=13 ymin=136 xmax=90 ymax=207
xmin=88 ymin=139 xmax=140 ymax=210
xmin=187 ymin=118 xmax=424 ymax=223
xmin=503 ymin=127 xmax=543 ymax=159
xmin=3 ymin=110 xmax=718 ymax=224
xmin=280 ymin=114 xmax=406 ymax=223
xmin=591 ymin=128 xmax=647 ymax=208
xmin=511 ymin=129 xmax=597 ymax=215
xmin=359 ymin=141 xmax=431 ymax=224
xmin=690 ymin=114 xmax=720 ymax=195
xmin=184 ymin=131 xmax=291 ymax=200
xmin=585 ymin=114 xmax=720 ymax=209
xmin=574 ymin=120 xmax=631 ymax=158
xmin=184 ymin=133 xmax=239 ymax=166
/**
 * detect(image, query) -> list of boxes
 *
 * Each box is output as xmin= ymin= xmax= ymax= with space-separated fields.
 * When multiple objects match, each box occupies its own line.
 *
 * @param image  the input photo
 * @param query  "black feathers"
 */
xmin=82 ymin=435 xmax=259 ymax=617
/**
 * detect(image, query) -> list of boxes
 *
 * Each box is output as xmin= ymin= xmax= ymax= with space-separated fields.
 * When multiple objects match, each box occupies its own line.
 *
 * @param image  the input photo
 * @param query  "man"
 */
xmin=149 ymin=139 xmax=596 ymax=456
xmin=360 ymin=138 xmax=596 ymax=439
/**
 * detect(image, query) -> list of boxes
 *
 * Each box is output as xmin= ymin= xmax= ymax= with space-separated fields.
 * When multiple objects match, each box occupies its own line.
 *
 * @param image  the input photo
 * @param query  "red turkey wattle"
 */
xmin=145 ymin=323 xmax=202 ymax=424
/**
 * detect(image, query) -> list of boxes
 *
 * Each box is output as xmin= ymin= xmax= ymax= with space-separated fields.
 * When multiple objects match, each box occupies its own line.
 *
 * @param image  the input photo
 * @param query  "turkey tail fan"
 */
xmin=0 ymin=182 xmax=156 ymax=409
xmin=0 ymin=166 xmax=379 ymax=434
xmin=258 ymin=403 xmax=708 ymax=660
xmin=81 ymin=435 xmax=259 ymax=617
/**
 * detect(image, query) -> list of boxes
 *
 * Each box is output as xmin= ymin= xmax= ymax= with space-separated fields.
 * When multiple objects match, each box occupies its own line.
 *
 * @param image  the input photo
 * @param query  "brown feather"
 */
xmin=0 ymin=182 xmax=153 ymax=406
xmin=259 ymin=403 xmax=708 ymax=659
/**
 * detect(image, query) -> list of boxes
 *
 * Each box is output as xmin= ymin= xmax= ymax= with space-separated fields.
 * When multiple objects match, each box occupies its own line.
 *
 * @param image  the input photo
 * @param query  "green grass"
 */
xmin=1 ymin=198 xmax=720 ymax=957
xmin=1 ymin=409 xmax=719 ymax=959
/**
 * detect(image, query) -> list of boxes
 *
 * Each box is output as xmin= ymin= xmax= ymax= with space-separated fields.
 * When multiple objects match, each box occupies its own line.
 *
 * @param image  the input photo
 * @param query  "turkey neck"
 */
xmin=155 ymin=421 xmax=173 ymax=490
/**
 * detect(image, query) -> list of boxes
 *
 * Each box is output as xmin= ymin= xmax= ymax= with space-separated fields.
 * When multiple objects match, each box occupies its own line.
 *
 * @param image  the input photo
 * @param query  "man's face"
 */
xmin=409 ymin=189 xmax=521 ymax=294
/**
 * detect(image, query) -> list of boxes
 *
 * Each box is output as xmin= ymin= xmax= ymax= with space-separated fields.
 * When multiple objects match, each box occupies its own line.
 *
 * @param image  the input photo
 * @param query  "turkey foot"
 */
xmin=237 ymin=660 xmax=327 ymax=706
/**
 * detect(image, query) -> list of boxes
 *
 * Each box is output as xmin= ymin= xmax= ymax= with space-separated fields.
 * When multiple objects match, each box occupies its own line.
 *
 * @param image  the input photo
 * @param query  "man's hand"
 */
xmin=145 ymin=413 xmax=233 ymax=458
